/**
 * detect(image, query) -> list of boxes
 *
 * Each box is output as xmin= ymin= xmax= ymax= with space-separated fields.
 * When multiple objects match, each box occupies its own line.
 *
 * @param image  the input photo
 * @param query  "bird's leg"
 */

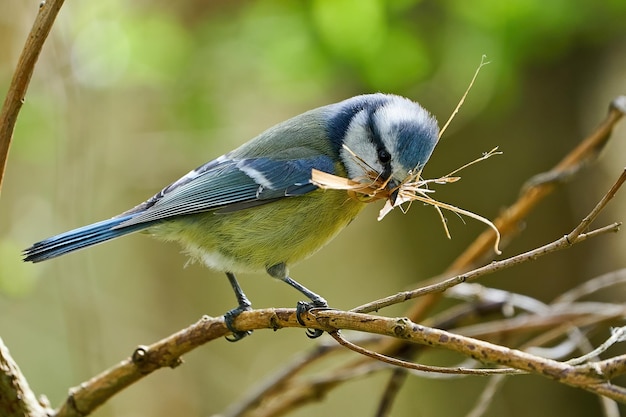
xmin=267 ymin=263 xmax=328 ymax=339
xmin=223 ymin=272 xmax=253 ymax=342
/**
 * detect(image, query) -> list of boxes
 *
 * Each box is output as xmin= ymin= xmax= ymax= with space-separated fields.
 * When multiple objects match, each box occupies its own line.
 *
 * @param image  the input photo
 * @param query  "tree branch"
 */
xmin=51 ymin=214 xmax=622 ymax=416
xmin=0 ymin=338 xmax=50 ymax=417
xmin=0 ymin=0 xmax=65 ymax=192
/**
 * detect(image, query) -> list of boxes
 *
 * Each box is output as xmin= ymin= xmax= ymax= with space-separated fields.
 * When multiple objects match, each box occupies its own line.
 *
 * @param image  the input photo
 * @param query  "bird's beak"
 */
xmin=386 ymin=179 xmax=400 ymax=205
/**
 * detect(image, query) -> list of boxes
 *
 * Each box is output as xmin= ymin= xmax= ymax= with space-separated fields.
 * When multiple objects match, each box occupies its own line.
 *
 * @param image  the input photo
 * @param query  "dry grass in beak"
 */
xmin=311 ymin=147 xmax=502 ymax=255
xmin=310 ymin=143 xmax=394 ymax=202
xmin=310 ymin=168 xmax=391 ymax=202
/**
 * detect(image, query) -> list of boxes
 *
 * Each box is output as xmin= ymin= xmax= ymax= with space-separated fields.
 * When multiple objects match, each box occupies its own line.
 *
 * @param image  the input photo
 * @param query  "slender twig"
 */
xmin=567 ymin=168 xmax=626 ymax=241
xmin=566 ymin=327 xmax=626 ymax=366
xmin=353 ymin=222 xmax=621 ymax=314
xmin=328 ymin=331 xmax=521 ymax=376
xmin=455 ymin=301 xmax=626 ymax=340
xmin=0 ymin=0 xmax=66 ymax=192
xmin=438 ymin=55 xmax=490 ymax=139
xmin=224 ymin=361 xmax=388 ymax=417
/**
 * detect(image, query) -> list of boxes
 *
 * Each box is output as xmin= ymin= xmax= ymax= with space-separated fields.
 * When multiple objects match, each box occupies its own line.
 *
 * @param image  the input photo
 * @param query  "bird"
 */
xmin=23 ymin=93 xmax=440 ymax=340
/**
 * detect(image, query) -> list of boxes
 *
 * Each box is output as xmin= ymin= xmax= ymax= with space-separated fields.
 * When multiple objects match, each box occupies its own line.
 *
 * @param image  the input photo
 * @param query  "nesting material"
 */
xmin=311 ymin=147 xmax=502 ymax=255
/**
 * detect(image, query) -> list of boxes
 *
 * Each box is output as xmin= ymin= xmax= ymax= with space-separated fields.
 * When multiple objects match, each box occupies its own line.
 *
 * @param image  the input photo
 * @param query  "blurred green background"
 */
xmin=1 ymin=0 xmax=625 ymax=416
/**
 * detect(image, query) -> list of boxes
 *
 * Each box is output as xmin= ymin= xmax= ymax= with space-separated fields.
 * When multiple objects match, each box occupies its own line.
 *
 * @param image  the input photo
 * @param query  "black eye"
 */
xmin=378 ymin=149 xmax=391 ymax=163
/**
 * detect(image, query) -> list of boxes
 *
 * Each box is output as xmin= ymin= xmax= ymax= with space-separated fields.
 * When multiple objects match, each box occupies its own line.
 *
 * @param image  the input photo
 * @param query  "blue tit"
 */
xmin=23 ymin=93 xmax=439 ymax=340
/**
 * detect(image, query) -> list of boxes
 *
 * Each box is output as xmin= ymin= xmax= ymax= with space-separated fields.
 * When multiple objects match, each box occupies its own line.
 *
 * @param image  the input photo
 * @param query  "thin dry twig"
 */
xmin=328 ymin=331 xmax=521 ymax=376
xmin=567 ymin=168 xmax=626 ymax=242
xmin=220 ymin=360 xmax=388 ymax=417
xmin=438 ymin=55 xmax=490 ymax=139
xmin=352 ymin=221 xmax=621 ymax=314
xmin=565 ymin=327 xmax=626 ymax=366
xmin=0 ymin=0 xmax=65 ymax=192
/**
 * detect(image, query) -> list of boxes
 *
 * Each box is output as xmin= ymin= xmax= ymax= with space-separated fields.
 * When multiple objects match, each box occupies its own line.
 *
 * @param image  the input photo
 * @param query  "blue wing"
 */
xmin=117 ymin=154 xmax=336 ymax=227
xmin=23 ymin=154 xmax=336 ymax=262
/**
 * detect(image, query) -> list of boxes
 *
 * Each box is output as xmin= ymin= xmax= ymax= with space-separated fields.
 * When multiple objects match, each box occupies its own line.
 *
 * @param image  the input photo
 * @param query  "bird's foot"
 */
xmin=296 ymin=299 xmax=329 ymax=339
xmin=224 ymin=303 xmax=253 ymax=342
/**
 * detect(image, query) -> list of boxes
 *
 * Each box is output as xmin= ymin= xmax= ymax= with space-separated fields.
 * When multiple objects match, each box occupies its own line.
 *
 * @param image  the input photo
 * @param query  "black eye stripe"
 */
xmin=366 ymin=111 xmax=393 ymax=179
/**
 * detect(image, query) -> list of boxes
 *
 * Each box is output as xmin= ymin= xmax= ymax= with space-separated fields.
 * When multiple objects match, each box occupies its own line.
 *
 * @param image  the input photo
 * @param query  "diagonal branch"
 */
xmin=448 ymin=95 xmax=626 ymax=273
xmin=353 ymin=222 xmax=621 ymax=314
xmin=0 ymin=0 xmax=65 ymax=192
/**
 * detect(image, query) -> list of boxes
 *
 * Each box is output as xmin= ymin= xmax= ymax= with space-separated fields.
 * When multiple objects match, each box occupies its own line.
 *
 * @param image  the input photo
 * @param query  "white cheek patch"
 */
xmin=340 ymin=110 xmax=383 ymax=179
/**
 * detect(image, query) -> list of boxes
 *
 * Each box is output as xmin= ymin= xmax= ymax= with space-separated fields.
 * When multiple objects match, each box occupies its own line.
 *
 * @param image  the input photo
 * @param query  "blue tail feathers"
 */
xmin=23 ymin=214 xmax=150 ymax=263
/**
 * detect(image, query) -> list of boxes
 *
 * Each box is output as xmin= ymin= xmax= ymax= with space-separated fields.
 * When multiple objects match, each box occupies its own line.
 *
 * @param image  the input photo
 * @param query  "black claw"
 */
xmin=225 ymin=331 xmax=252 ymax=342
xmin=296 ymin=300 xmax=328 ymax=339
xmin=306 ymin=328 xmax=324 ymax=339
xmin=224 ymin=306 xmax=252 ymax=342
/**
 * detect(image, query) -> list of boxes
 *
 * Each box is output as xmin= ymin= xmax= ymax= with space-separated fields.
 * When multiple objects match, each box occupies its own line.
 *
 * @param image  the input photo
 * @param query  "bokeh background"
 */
xmin=1 ymin=1 xmax=625 ymax=416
